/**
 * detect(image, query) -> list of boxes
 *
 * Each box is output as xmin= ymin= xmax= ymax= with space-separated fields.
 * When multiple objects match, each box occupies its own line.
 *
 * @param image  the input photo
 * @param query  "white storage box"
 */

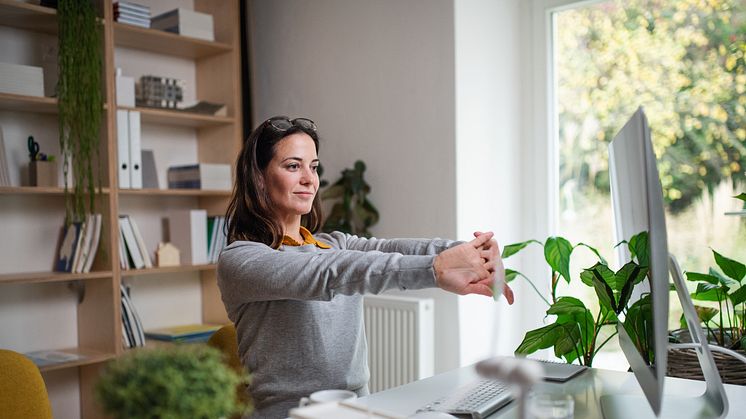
xmin=0 ymin=62 xmax=44 ymax=97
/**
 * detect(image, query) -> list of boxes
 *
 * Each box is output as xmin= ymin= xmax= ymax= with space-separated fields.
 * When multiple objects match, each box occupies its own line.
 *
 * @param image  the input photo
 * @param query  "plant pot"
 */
xmin=668 ymin=328 xmax=746 ymax=385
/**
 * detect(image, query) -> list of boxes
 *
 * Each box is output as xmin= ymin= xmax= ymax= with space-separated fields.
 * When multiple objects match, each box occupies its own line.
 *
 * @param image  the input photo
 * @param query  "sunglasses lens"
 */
xmin=293 ymin=118 xmax=317 ymax=131
xmin=270 ymin=119 xmax=292 ymax=131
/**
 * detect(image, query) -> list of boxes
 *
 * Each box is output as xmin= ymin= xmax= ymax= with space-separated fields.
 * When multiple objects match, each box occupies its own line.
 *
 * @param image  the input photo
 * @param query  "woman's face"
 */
xmin=264 ymin=132 xmax=320 ymax=224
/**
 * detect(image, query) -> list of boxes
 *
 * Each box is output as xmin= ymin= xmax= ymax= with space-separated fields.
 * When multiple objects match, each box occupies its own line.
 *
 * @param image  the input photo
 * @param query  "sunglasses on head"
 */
xmin=264 ymin=116 xmax=317 ymax=132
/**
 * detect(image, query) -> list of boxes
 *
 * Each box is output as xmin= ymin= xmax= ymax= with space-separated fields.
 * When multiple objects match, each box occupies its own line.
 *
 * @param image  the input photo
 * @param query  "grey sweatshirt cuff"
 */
xmin=395 ymin=255 xmax=438 ymax=290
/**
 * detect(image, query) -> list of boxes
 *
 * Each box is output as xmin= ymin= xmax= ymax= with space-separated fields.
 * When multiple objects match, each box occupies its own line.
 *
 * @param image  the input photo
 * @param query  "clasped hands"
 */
xmin=433 ymin=231 xmax=514 ymax=304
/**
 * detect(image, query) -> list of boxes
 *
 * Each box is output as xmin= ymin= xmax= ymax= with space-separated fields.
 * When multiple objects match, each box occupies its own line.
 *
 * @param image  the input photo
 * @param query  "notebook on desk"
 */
xmin=536 ymin=359 xmax=589 ymax=382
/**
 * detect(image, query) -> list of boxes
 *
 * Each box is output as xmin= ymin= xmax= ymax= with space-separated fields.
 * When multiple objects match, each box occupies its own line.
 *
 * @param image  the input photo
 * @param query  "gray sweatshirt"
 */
xmin=217 ymin=232 xmax=456 ymax=418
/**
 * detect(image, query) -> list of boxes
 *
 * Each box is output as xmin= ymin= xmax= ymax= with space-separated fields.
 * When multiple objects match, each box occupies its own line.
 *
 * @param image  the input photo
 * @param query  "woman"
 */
xmin=218 ymin=116 xmax=513 ymax=418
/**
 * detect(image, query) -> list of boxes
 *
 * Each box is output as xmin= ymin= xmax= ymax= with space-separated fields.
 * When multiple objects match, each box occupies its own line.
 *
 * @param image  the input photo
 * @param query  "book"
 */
xmin=167 ymin=163 xmax=231 ymax=191
xmin=168 ymin=209 xmax=208 ymax=265
xmin=120 ymin=284 xmax=145 ymax=348
xmin=72 ymin=214 xmax=94 ymax=273
xmin=0 ymin=125 xmax=10 ymax=186
xmin=119 ymin=215 xmax=145 ymax=269
xmin=82 ymin=214 xmax=102 ymax=273
xmin=176 ymin=100 xmax=227 ymax=116
xmin=24 ymin=350 xmax=85 ymax=368
xmin=144 ymin=323 xmax=222 ymax=342
xmin=54 ymin=221 xmax=82 ymax=272
xmin=141 ymin=149 xmax=159 ymax=189
xmin=128 ymin=216 xmax=153 ymax=268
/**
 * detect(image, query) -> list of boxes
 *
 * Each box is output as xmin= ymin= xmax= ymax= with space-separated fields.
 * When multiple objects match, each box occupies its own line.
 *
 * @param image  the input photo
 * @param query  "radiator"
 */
xmin=363 ymin=294 xmax=434 ymax=393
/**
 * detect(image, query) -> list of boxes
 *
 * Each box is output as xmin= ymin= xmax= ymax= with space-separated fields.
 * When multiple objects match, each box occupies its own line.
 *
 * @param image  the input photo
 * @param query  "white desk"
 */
xmin=356 ymin=364 xmax=746 ymax=418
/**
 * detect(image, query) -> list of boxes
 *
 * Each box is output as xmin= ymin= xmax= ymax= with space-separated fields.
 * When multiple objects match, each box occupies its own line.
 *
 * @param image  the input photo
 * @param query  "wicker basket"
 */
xmin=667 ymin=347 xmax=746 ymax=385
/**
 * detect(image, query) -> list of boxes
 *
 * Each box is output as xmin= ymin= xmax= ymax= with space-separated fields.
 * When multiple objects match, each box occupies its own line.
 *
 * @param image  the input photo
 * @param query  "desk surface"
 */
xmin=356 ymin=365 xmax=746 ymax=418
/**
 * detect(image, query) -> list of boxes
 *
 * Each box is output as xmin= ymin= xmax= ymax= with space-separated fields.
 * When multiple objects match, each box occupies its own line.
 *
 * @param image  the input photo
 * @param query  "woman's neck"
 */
xmin=281 ymin=217 xmax=303 ymax=243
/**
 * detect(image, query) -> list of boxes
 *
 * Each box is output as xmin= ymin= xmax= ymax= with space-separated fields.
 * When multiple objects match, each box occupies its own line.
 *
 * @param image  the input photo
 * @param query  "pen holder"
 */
xmin=30 ymin=160 xmax=58 ymax=187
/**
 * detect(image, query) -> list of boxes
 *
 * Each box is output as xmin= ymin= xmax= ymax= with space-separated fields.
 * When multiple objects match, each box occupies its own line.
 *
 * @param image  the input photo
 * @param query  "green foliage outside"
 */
xmin=506 ymin=232 xmax=652 ymax=366
xmin=558 ymin=0 xmax=746 ymax=213
xmin=321 ymin=160 xmax=380 ymax=237
xmin=95 ymin=345 xmax=251 ymax=419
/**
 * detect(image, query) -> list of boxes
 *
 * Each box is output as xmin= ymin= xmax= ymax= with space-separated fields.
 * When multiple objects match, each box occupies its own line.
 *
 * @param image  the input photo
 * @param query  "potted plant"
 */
xmin=57 ymin=0 xmax=103 ymax=223
xmin=504 ymin=232 xmax=651 ymax=366
xmin=95 ymin=345 xmax=251 ymax=418
xmin=321 ymin=160 xmax=379 ymax=237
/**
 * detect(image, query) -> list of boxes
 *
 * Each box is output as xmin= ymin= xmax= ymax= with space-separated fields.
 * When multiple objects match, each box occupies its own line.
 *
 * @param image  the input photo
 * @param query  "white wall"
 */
xmin=249 ymin=0 xmax=462 ymax=372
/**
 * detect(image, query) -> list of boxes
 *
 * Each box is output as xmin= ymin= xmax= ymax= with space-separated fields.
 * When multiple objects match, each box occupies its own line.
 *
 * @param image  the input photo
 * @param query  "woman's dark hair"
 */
xmin=226 ymin=117 xmax=323 ymax=248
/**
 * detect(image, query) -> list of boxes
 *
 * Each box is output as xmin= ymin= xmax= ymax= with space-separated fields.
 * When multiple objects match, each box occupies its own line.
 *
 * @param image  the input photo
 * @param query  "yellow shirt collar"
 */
xmin=282 ymin=226 xmax=331 ymax=249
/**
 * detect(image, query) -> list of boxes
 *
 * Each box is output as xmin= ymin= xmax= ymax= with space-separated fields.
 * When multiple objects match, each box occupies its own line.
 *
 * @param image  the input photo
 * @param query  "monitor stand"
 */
xmin=600 ymin=255 xmax=728 ymax=419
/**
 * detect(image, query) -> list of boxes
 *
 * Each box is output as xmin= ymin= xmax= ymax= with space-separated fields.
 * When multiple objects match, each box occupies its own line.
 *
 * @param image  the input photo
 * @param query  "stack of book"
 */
xmin=121 ymin=284 xmax=145 ymax=349
xmin=208 ymin=216 xmax=227 ymax=264
xmin=145 ymin=323 xmax=222 ymax=344
xmin=53 ymin=214 xmax=103 ymax=273
xmin=167 ymin=163 xmax=231 ymax=191
xmin=0 ymin=126 xmax=10 ymax=187
xmin=136 ymin=75 xmax=184 ymax=109
xmin=0 ymin=62 xmax=44 ymax=97
xmin=118 ymin=215 xmax=153 ymax=270
xmin=151 ymin=8 xmax=214 ymax=41
xmin=113 ymin=1 xmax=150 ymax=28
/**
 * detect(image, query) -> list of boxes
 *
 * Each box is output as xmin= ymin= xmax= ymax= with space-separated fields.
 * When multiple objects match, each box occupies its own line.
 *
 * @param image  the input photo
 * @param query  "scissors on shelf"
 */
xmin=27 ymin=136 xmax=39 ymax=161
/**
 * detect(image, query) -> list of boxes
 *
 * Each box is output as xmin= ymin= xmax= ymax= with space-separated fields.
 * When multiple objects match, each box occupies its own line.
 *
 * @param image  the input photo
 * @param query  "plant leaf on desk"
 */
xmin=729 ymin=284 xmax=746 ymax=306
xmin=713 ymin=249 xmax=746 ymax=283
xmin=515 ymin=323 xmax=565 ymax=355
xmin=628 ymin=231 xmax=649 ymax=267
xmin=501 ymin=239 xmax=542 ymax=259
xmin=691 ymin=282 xmax=727 ymax=302
xmin=686 ymin=271 xmax=720 ymax=285
xmin=575 ymin=242 xmax=608 ymax=264
xmin=734 ymin=193 xmax=746 ymax=202
xmin=708 ymin=267 xmax=739 ymax=287
xmin=544 ymin=236 xmax=573 ymax=283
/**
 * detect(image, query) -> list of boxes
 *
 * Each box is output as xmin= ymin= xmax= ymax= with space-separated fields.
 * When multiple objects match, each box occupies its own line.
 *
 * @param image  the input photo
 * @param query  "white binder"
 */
xmin=169 ymin=209 xmax=208 ymax=265
xmin=116 ymin=110 xmax=130 ymax=188
xmin=128 ymin=111 xmax=142 ymax=189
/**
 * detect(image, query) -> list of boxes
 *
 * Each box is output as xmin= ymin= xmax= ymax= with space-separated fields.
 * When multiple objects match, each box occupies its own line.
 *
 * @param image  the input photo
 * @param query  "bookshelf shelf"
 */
xmin=121 ymin=264 xmax=217 ymax=277
xmin=113 ymin=22 xmax=232 ymax=59
xmin=118 ymin=188 xmax=231 ymax=197
xmin=36 ymin=348 xmax=116 ymax=373
xmin=117 ymin=106 xmax=234 ymax=127
xmin=0 ymin=186 xmax=112 ymax=196
xmin=0 ymin=271 xmax=113 ymax=285
xmin=0 ymin=92 xmax=58 ymax=114
xmin=0 ymin=0 xmax=57 ymax=34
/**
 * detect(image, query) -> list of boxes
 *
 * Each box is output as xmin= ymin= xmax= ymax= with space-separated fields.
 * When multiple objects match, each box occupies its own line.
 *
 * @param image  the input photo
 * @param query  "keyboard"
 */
xmin=417 ymin=379 xmax=513 ymax=419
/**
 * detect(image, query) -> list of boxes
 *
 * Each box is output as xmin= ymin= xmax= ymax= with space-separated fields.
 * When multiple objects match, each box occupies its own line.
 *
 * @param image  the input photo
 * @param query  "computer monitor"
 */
xmin=602 ymin=107 xmax=729 ymax=419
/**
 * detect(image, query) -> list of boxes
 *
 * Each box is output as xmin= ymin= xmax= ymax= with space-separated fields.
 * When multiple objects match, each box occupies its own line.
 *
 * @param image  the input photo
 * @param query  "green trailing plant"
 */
xmin=321 ymin=160 xmax=379 ymax=237
xmin=57 ymin=0 xmax=103 ymax=223
xmin=95 ymin=345 xmax=251 ymax=419
xmin=505 ymin=232 xmax=652 ymax=366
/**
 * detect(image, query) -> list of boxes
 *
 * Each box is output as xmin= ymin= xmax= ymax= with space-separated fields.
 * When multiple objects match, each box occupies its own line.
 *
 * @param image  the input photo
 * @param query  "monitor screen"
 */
xmin=608 ymin=107 xmax=669 ymax=415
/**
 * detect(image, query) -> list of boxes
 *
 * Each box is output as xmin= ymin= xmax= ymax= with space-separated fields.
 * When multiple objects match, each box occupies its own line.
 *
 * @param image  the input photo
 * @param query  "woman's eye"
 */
xmin=311 ymin=165 xmax=319 ymax=172
xmin=287 ymin=163 xmax=299 ymax=170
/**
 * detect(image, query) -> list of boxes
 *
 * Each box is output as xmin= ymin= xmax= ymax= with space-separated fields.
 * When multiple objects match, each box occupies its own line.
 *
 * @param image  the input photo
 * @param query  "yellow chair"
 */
xmin=0 ymin=349 xmax=53 ymax=419
xmin=207 ymin=324 xmax=243 ymax=374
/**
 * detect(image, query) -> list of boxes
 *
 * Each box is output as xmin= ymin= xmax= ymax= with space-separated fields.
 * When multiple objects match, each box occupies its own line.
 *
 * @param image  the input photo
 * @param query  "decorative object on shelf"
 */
xmin=156 ymin=242 xmax=180 ymax=267
xmin=668 ymin=249 xmax=746 ymax=384
xmin=167 ymin=163 xmax=231 ymax=190
xmin=28 ymin=136 xmax=58 ymax=187
xmin=144 ymin=323 xmax=222 ymax=343
xmin=505 ymin=232 xmax=651 ymax=367
xmin=151 ymin=8 xmax=214 ymax=41
xmin=136 ymin=75 xmax=184 ymax=109
xmin=321 ymin=160 xmax=379 ymax=237
xmin=115 ymin=68 xmax=135 ymax=107
xmin=95 ymin=345 xmax=251 ymax=419
xmin=113 ymin=1 xmax=150 ymax=28
xmin=57 ymin=0 xmax=103 ymax=223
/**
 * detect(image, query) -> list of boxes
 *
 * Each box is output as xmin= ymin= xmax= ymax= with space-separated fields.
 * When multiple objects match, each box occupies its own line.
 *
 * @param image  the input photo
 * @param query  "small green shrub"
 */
xmin=95 ymin=345 xmax=250 ymax=419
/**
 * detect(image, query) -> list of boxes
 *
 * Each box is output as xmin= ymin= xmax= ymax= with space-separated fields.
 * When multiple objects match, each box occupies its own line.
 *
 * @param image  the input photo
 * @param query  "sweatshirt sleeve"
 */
xmin=217 ymin=241 xmax=437 ymax=305
xmin=316 ymin=231 xmax=461 ymax=255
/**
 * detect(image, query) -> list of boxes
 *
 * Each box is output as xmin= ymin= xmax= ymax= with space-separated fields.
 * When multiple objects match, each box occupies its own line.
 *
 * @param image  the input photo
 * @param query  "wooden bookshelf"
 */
xmin=118 ymin=188 xmax=231 ymax=197
xmin=0 ymin=271 xmax=112 ymax=285
xmin=0 ymin=92 xmax=58 ymax=114
xmin=0 ymin=0 xmax=57 ymax=34
xmin=121 ymin=264 xmax=217 ymax=277
xmin=36 ymin=348 xmax=115 ymax=373
xmin=117 ymin=106 xmax=234 ymax=128
xmin=0 ymin=186 xmax=112 ymax=196
xmin=113 ymin=22 xmax=232 ymax=59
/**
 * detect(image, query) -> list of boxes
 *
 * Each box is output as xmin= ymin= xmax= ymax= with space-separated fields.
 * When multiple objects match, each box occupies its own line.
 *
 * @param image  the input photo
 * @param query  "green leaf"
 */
xmin=515 ymin=323 xmax=565 ymax=355
xmin=554 ymin=323 xmax=582 ymax=359
xmin=730 ymin=285 xmax=746 ymax=307
xmin=616 ymin=262 xmax=646 ymax=310
xmin=694 ymin=306 xmax=719 ymax=323
xmin=685 ymin=272 xmax=719 ymax=285
xmin=628 ymin=231 xmax=649 ymax=267
xmin=321 ymin=184 xmax=345 ymax=199
xmin=544 ymin=237 xmax=573 ymax=283
xmin=734 ymin=193 xmax=746 ymax=202
xmin=501 ymin=240 xmax=541 ymax=259
xmin=691 ymin=282 xmax=727 ymax=302
xmin=575 ymin=242 xmax=608 ymax=264
xmin=708 ymin=268 xmax=739 ymax=287
xmin=581 ymin=263 xmax=617 ymax=312
xmin=505 ymin=269 xmax=520 ymax=283
xmin=713 ymin=250 xmax=746 ymax=283
xmin=546 ymin=296 xmax=587 ymax=316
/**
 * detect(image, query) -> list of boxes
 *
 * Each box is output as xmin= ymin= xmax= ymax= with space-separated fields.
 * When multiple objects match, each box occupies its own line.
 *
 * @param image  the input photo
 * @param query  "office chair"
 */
xmin=207 ymin=324 xmax=243 ymax=373
xmin=0 ymin=349 xmax=53 ymax=419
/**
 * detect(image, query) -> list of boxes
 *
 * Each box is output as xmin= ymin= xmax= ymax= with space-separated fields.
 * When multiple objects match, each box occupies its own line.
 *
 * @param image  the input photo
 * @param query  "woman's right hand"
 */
xmin=433 ymin=232 xmax=496 ymax=297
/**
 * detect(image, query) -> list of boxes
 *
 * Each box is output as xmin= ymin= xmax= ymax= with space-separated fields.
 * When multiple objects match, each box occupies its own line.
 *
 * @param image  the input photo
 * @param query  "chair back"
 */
xmin=207 ymin=324 xmax=242 ymax=373
xmin=0 ymin=349 xmax=53 ymax=419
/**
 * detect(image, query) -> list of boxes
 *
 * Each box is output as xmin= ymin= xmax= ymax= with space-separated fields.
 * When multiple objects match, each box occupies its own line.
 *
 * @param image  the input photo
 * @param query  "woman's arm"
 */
xmin=217 ymin=241 xmax=437 ymax=305
xmin=317 ymin=231 xmax=462 ymax=255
